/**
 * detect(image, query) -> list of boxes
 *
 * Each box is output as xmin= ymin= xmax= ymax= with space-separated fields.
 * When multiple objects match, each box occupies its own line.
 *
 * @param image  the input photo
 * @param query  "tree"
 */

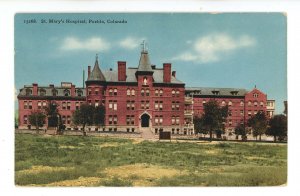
xmin=234 ymin=123 xmax=249 ymax=141
xmin=28 ymin=111 xmax=46 ymax=134
xmin=193 ymin=116 xmax=208 ymax=136
xmin=72 ymin=104 xmax=105 ymax=136
xmin=45 ymin=101 xmax=59 ymax=128
xmin=266 ymin=114 xmax=287 ymax=142
xmin=247 ymin=111 xmax=268 ymax=141
xmin=201 ymin=100 xmax=228 ymax=141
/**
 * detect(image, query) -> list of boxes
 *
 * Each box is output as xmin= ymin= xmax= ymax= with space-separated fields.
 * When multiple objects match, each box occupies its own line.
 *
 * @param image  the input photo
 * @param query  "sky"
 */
xmin=14 ymin=13 xmax=287 ymax=114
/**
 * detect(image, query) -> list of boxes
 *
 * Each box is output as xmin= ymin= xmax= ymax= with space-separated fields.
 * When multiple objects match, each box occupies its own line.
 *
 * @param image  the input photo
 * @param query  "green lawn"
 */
xmin=15 ymin=133 xmax=287 ymax=186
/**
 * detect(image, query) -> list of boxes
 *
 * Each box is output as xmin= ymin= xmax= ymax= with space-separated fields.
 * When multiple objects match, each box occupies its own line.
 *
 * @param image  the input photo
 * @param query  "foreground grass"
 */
xmin=15 ymin=134 xmax=287 ymax=186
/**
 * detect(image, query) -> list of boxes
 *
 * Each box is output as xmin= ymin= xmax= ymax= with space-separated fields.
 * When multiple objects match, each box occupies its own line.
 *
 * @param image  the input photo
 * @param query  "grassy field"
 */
xmin=15 ymin=134 xmax=287 ymax=186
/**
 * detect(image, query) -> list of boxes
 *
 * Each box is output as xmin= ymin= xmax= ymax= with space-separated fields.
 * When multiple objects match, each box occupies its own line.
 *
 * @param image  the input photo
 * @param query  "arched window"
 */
xmin=155 ymin=89 xmax=159 ymax=96
xmin=109 ymin=89 xmax=113 ymax=96
xmin=221 ymin=101 xmax=226 ymax=106
xmin=176 ymin=90 xmax=180 ymax=97
xmin=127 ymin=89 xmax=131 ymax=96
xmin=114 ymin=88 xmax=117 ymax=96
xmin=64 ymin=89 xmax=70 ymax=96
xmin=172 ymin=89 xmax=175 ymax=97
xmin=131 ymin=89 xmax=135 ymax=96
xmin=228 ymin=101 xmax=232 ymax=106
xmin=141 ymin=89 xmax=145 ymax=96
xmin=248 ymin=101 xmax=252 ymax=106
xmin=39 ymin=88 xmax=46 ymax=96
xmin=240 ymin=101 xmax=244 ymax=106
xmin=146 ymin=89 xmax=150 ymax=96
xmin=159 ymin=89 xmax=163 ymax=96
xmin=143 ymin=77 xmax=148 ymax=85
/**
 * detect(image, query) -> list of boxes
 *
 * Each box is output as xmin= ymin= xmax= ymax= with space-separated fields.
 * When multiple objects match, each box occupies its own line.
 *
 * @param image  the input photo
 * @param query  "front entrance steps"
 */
xmin=140 ymin=127 xmax=156 ymax=140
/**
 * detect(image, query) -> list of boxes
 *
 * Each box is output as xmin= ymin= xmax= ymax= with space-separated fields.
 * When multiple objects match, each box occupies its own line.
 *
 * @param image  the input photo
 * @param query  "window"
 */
xmin=67 ymin=102 xmax=71 ymax=110
xmin=260 ymin=102 xmax=264 ymax=107
xmin=38 ymin=101 xmax=42 ymax=109
xmin=40 ymin=88 xmax=46 ymax=96
xmin=254 ymin=101 xmax=258 ymax=106
xmin=175 ymin=116 xmax=180 ymax=125
xmin=126 ymin=115 xmax=135 ymax=125
xmin=67 ymin=116 xmax=71 ymax=124
xmin=24 ymin=101 xmax=28 ymax=109
xmin=253 ymin=93 xmax=258 ymax=98
xmin=159 ymin=101 xmax=163 ymax=111
xmin=95 ymin=89 xmax=99 ymax=95
xmin=146 ymin=89 xmax=150 ymax=96
xmin=171 ymin=116 xmax=175 ymax=125
xmin=176 ymin=101 xmax=180 ymax=110
xmin=228 ymin=101 xmax=232 ymax=106
xmin=77 ymin=90 xmax=83 ymax=96
xmin=172 ymin=90 xmax=175 ymax=97
xmin=155 ymin=89 xmax=159 ymax=96
xmin=23 ymin=115 xmax=28 ymax=124
xmin=126 ymin=101 xmax=130 ymax=110
xmin=109 ymin=89 xmax=113 ymax=96
xmin=131 ymin=89 xmax=135 ymax=96
xmin=95 ymin=100 xmax=99 ymax=107
xmin=155 ymin=101 xmax=159 ymax=110
xmin=52 ymin=89 xmax=57 ymax=96
xmin=127 ymin=89 xmax=130 ymax=96
xmin=109 ymin=100 xmax=117 ymax=111
xmin=114 ymin=88 xmax=117 ymax=96
xmin=240 ymin=110 xmax=244 ymax=116
xmin=75 ymin=102 xmax=80 ymax=110
xmin=109 ymin=115 xmax=113 ymax=125
xmin=141 ymin=89 xmax=145 ymax=96
xmin=229 ymin=120 xmax=232 ymax=126
xmin=159 ymin=89 xmax=163 ymax=96
xmin=221 ymin=101 xmax=226 ymax=106
xmin=240 ymin=101 xmax=244 ymax=106
xmin=113 ymin=101 xmax=117 ymax=111
xmin=113 ymin=115 xmax=117 ymax=124
xmin=64 ymin=89 xmax=70 ymax=96
xmin=172 ymin=101 xmax=175 ymax=110
xmin=228 ymin=110 xmax=232 ymax=116
xmin=25 ymin=88 xmax=32 ymax=96
xmin=176 ymin=90 xmax=180 ymax=97
xmin=62 ymin=102 xmax=66 ymax=110
xmin=131 ymin=101 xmax=135 ymax=110
xmin=109 ymin=100 xmax=113 ymax=109
xmin=88 ymin=88 xmax=92 ymax=95
xmin=146 ymin=101 xmax=150 ymax=109
xmin=143 ymin=77 xmax=148 ymax=85
xmin=42 ymin=101 xmax=47 ymax=109
xmin=248 ymin=101 xmax=252 ymax=106
xmin=248 ymin=111 xmax=252 ymax=117
xmin=254 ymin=110 xmax=258 ymax=115
xmin=202 ymin=100 xmax=206 ymax=105
xmin=29 ymin=101 xmax=32 ymax=109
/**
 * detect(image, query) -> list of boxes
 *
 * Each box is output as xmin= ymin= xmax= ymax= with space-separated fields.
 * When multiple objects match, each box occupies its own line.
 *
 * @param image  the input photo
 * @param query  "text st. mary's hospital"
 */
xmin=17 ymin=44 xmax=276 ymax=139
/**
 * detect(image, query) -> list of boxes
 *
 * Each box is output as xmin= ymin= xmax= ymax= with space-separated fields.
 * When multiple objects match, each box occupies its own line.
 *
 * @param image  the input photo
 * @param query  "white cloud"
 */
xmin=119 ymin=37 xmax=146 ymax=50
xmin=172 ymin=33 xmax=256 ymax=64
xmin=60 ymin=37 xmax=110 ymax=52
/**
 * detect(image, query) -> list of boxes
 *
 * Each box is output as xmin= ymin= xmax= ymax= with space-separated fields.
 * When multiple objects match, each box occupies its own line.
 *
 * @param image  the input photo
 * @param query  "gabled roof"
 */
xmin=185 ymin=87 xmax=248 ymax=97
xmin=87 ymin=56 xmax=106 ymax=81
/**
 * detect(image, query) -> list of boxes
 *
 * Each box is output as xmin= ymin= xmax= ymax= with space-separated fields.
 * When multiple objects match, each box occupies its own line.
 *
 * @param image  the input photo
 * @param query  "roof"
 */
xmin=18 ymin=86 xmax=86 ymax=97
xmin=185 ymin=87 xmax=248 ymax=97
xmin=87 ymin=57 xmax=106 ymax=81
xmin=102 ymin=67 xmax=184 ymax=84
xmin=137 ymin=51 xmax=153 ymax=72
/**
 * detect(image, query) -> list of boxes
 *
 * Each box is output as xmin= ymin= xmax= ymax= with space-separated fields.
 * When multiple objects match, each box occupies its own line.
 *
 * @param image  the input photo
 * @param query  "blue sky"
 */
xmin=15 ymin=13 xmax=287 ymax=114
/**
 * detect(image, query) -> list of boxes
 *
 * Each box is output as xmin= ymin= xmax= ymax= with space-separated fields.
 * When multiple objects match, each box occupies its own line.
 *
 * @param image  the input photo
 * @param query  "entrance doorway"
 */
xmin=141 ymin=113 xmax=150 ymax=127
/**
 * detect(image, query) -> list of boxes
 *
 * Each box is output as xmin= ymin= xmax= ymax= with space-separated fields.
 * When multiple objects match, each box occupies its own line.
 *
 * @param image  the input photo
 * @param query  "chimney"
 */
xmin=163 ymin=63 xmax=171 ymax=83
xmin=151 ymin=65 xmax=156 ymax=69
xmin=118 ymin=61 xmax=126 ymax=81
xmin=71 ymin=84 xmax=75 ymax=97
xmin=88 ymin=66 xmax=91 ymax=78
xmin=32 ymin=83 xmax=38 ymax=96
xmin=49 ymin=84 xmax=54 ymax=88
xmin=172 ymin=71 xmax=176 ymax=77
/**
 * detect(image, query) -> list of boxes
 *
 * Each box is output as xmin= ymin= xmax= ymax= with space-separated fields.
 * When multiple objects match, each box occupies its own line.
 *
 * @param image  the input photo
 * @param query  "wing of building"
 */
xmin=17 ymin=47 xmax=275 ymax=138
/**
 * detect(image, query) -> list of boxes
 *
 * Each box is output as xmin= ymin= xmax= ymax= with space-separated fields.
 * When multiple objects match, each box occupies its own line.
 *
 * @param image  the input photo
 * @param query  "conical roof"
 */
xmin=137 ymin=51 xmax=153 ymax=72
xmin=88 ymin=55 xmax=106 ymax=81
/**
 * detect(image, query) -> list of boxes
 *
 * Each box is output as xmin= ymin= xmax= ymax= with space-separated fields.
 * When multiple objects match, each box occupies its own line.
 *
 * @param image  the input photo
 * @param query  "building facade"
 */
xmin=17 ymin=48 xmax=274 ymax=136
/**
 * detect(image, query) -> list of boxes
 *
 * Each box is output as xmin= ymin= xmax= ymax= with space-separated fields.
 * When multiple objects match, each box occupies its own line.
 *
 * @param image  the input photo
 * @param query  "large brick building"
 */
xmin=17 ymin=47 xmax=274 ymax=137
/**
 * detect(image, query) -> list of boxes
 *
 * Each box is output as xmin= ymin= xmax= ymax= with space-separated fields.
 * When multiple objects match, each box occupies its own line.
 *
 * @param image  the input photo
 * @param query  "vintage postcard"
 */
xmin=14 ymin=13 xmax=287 ymax=187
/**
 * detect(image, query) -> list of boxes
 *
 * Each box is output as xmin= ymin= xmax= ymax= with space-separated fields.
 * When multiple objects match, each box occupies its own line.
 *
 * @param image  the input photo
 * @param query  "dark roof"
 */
xmin=185 ymin=87 xmax=248 ymax=97
xmin=87 ymin=57 xmax=106 ymax=81
xmin=137 ymin=51 xmax=154 ymax=72
xmin=18 ymin=86 xmax=86 ymax=97
xmin=102 ymin=67 xmax=183 ymax=84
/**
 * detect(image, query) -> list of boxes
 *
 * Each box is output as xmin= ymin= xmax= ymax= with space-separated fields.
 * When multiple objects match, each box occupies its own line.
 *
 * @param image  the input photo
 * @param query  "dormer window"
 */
xmin=25 ymin=88 xmax=32 ymax=96
xmin=39 ymin=88 xmax=46 ymax=96
xmin=64 ymin=89 xmax=70 ymax=96
xmin=52 ymin=89 xmax=58 ymax=96
xmin=253 ymin=93 xmax=258 ymax=98
xmin=212 ymin=90 xmax=220 ymax=95
xmin=77 ymin=89 xmax=83 ymax=97
xmin=230 ymin=91 xmax=238 ymax=96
